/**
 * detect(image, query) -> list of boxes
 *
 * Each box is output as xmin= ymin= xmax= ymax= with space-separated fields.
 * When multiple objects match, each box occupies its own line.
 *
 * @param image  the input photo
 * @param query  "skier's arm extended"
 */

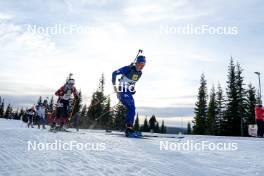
xmin=55 ymin=86 xmax=64 ymax=97
xmin=112 ymin=66 xmax=130 ymax=93
xmin=112 ymin=66 xmax=130 ymax=85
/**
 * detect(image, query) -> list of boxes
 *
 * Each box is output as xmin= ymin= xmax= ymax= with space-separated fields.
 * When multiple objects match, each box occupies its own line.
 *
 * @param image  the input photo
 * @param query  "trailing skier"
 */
xmin=26 ymin=106 xmax=36 ymax=128
xmin=51 ymin=74 xmax=79 ymax=131
xmin=149 ymin=115 xmax=157 ymax=133
xmin=112 ymin=50 xmax=146 ymax=137
xmin=35 ymin=101 xmax=47 ymax=129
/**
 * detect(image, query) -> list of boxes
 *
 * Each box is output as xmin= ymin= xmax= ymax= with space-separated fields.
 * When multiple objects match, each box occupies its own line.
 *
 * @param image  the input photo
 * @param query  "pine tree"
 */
xmin=193 ymin=73 xmax=208 ymax=135
xmin=68 ymin=90 xmax=82 ymax=127
xmin=4 ymin=104 xmax=12 ymax=119
xmin=37 ymin=96 xmax=42 ymax=105
xmin=86 ymin=74 xmax=114 ymax=129
xmin=87 ymin=74 xmax=107 ymax=122
xmin=206 ymin=86 xmax=217 ymax=135
xmin=141 ymin=117 xmax=149 ymax=132
xmin=244 ymin=84 xmax=257 ymax=136
xmin=235 ymin=62 xmax=247 ymax=136
xmin=223 ymin=59 xmax=247 ymax=136
xmin=0 ymin=98 xmax=4 ymax=118
xmin=215 ymin=83 xmax=225 ymax=135
xmin=134 ymin=114 xmax=140 ymax=131
xmin=187 ymin=122 xmax=192 ymax=134
xmin=101 ymin=98 xmax=112 ymax=129
xmin=13 ymin=109 xmax=19 ymax=120
xmin=223 ymin=58 xmax=239 ymax=136
xmin=113 ymin=104 xmax=127 ymax=131
xmin=160 ymin=120 xmax=166 ymax=134
xmin=87 ymin=92 xmax=104 ymax=122
xmin=99 ymin=73 xmax=105 ymax=92
xmin=154 ymin=122 xmax=160 ymax=133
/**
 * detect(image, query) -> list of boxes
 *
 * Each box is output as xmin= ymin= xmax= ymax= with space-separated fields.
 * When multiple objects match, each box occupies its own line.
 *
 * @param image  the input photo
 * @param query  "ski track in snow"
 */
xmin=0 ymin=119 xmax=263 ymax=176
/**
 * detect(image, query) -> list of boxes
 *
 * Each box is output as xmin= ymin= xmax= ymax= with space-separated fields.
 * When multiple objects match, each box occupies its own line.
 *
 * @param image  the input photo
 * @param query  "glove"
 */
xmin=130 ymin=85 xmax=136 ymax=94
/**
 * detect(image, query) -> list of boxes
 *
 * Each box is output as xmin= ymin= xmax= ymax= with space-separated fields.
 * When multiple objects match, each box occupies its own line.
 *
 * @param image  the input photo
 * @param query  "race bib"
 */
xmin=132 ymin=74 xmax=139 ymax=81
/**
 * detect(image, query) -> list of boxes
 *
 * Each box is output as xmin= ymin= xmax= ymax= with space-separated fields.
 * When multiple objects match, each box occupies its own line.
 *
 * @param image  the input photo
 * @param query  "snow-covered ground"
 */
xmin=0 ymin=119 xmax=263 ymax=176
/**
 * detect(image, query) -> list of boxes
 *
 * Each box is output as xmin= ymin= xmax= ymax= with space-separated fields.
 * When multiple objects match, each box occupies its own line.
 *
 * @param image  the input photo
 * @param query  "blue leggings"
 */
xmin=119 ymin=92 xmax=135 ymax=126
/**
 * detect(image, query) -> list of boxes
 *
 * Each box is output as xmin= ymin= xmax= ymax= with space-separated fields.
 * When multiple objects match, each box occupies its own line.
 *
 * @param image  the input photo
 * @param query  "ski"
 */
xmin=49 ymin=126 xmax=71 ymax=133
xmin=105 ymin=132 xmax=149 ymax=139
xmin=141 ymin=134 xmax=185 ymax=139
xmin=49 ymin=129 xmax=58 ymax=133
xmin=63 ymin=129 xmax=86 ymax=134
xmin=105 ymin=131 xmax=184 ymax=139
xmin=49 ymin=128 xmax=85 ymax=134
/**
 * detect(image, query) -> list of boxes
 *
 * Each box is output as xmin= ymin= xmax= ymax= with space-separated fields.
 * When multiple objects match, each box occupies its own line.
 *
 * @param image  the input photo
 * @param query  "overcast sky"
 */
xmin=0 ymin=0 xmax=264 ymax=126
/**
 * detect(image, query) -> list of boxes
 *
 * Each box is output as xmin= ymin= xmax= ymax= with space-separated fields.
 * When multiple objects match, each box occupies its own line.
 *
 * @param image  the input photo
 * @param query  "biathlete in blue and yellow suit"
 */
xmin=112 ymin=55 xmax=146 ymax=137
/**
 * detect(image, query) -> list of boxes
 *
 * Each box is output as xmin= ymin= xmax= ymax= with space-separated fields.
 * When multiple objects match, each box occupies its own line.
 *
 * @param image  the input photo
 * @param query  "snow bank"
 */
xmin=0 ymin=119 xmax=263 ymax=176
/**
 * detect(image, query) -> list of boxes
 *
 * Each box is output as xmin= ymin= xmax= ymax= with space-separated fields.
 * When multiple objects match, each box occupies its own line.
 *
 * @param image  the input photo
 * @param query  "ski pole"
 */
xmin=68 ymin=98 xmax=77 ymax=122
xmin=88 ymin=92 xmax=116 ymax=108
xmin=95 ymin=102 xmax=121 ymax=121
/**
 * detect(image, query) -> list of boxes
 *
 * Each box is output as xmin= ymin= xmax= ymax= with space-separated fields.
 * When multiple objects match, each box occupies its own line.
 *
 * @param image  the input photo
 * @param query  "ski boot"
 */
xmin=59 ymin=122 xmax=66 ymax=132
xmin=125 ymin=127 xmax=142 ymax=138
xmin=49 ymin=122 xmax=56 ymax=132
